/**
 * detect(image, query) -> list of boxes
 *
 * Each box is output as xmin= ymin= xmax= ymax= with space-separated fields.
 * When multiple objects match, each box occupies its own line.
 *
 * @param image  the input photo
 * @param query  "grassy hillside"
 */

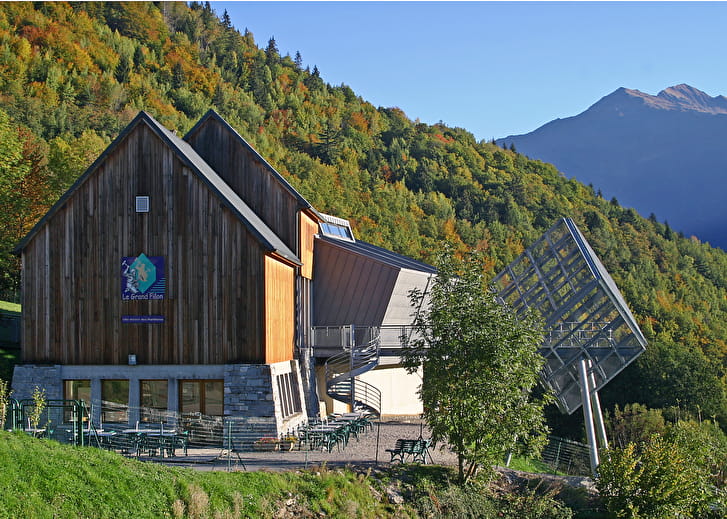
xmin=0 ymin=2 xmax=725 ymax=431
xmin=0 ymin=430 xmax=401 ymax=518
xmin=0 ymin=431 xmax=596 ymax=518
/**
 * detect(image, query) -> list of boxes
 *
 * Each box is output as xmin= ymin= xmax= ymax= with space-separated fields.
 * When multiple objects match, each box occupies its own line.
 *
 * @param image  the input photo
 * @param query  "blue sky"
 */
xmin=214 ymin=1 xmax=727 ymax=141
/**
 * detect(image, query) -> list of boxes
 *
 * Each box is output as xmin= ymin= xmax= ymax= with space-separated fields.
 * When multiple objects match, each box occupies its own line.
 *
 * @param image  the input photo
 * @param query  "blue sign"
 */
xmin=122 ymin=315 xmax=165 ymax=324
xmin=121 ymin=254 xmax=165 ymax=300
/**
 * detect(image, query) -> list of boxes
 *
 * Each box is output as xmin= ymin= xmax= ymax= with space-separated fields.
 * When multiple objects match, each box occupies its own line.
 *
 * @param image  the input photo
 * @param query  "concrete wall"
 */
xmin=315 ymin=363 xmax=423 ymax=417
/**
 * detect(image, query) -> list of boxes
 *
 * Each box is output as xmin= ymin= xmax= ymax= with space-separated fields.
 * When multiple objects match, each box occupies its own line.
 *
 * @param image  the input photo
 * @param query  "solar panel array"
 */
xmin=492 ymin=218 xmax=647 ymax=413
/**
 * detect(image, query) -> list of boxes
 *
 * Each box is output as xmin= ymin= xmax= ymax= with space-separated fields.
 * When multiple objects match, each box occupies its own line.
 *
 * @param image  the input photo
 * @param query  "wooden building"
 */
xmin=12 ymin=110 xmax=434 ymax=434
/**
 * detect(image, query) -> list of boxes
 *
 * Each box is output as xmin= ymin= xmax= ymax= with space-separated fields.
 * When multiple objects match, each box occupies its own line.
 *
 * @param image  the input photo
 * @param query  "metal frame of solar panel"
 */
xmin=492 ymin=218 xmax=647 ymax=414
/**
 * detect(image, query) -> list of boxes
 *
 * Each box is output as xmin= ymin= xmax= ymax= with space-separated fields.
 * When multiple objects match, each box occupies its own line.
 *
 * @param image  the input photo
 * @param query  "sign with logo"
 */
xmin=121 ymin=253 xmax=165 ymax=300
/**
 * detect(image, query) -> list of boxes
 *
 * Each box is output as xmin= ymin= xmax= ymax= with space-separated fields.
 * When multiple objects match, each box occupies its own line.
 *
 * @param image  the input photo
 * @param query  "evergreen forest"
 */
xmin=0 ymin=1 xmax=725 ymax=436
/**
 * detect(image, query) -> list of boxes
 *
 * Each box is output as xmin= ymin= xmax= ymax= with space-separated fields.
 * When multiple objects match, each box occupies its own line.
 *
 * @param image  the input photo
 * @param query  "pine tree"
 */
xmin=265 ymin=37 xmax=279 ymax=65
xmin=115 ymin=54 xmax=131 ymax=83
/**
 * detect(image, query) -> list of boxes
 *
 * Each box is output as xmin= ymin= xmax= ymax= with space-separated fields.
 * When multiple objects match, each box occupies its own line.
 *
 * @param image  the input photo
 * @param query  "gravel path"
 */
xmin=159 ymin=418 xmax=458 ymax=472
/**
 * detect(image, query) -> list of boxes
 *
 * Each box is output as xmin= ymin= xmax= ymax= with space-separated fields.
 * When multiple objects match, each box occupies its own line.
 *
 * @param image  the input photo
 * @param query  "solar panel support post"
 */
xmin=349 ymin=325 xmax=356 ymax=411
xmin=578 ymin=358 xmax=600 ymax=475
xmin=588 ymin=360 xmax=609 ymax=451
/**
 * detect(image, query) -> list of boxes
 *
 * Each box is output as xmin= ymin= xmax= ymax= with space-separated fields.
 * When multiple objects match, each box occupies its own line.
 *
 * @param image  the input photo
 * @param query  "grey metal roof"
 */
xmin=185 ymin=109 xmax=318 ymax=215
xmin=317 ymin=235 xmax=437 ymax=274
xmin=15 ymin=111 xmax=301 ymax=265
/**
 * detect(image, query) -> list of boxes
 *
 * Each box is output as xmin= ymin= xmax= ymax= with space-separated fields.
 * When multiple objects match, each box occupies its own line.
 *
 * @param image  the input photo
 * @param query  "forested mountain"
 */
xmin=0 ymin=2 xmax=725 ymax=433
xmin=498 ymin=84 xmax=727 ymax=250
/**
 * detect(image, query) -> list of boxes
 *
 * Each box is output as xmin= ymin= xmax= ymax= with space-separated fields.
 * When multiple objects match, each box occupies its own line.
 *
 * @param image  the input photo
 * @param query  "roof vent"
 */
xmin=135 ymin=196 xmax=150 ymax=213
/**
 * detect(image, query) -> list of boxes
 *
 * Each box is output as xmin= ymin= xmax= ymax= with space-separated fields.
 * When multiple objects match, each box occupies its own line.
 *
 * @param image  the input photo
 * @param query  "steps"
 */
xmin=324 ymin=327 xmax=381 ymax=416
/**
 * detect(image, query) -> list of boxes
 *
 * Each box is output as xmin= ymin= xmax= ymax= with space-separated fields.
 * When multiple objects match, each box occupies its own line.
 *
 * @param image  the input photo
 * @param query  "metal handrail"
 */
xmin=313 ymin=325 xmax=421 ymax=350
xmin=324 ymin=326 xmax=382 ymax=416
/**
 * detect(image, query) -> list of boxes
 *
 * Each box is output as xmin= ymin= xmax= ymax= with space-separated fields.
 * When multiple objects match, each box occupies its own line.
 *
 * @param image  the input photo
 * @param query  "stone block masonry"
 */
xmin=11 ymin=365 xmax=62 ymax=401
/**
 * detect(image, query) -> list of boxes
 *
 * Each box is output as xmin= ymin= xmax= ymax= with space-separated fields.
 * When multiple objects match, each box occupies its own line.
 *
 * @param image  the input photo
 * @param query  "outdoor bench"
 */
xmin=386 ymin=437 xmax=431 ymax=464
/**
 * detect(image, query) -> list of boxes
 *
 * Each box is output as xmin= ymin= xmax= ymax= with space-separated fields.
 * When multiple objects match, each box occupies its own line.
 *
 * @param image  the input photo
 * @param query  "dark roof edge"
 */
xmin=185 ymin=109 xmax=313 ymax=210
xmin=15 ymin=111 xmax=301 ymax=265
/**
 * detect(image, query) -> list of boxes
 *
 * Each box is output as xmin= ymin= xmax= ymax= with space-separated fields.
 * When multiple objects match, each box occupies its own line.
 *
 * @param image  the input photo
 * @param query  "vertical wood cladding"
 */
xmin=299 ymin=211 xmax=317 ymax=280
xmin=186 ymin=117 xmax=300 ymax=255
xmin=21 ymin=121 xmax=267 ymax=365
xmin=264 ymin=256 xmax=295 ymax=364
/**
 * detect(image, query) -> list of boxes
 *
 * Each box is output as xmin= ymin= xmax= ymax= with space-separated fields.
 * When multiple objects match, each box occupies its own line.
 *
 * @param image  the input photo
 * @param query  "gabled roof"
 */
xmin=14 ymin=111 xmax=301 ymax=266
xmin=317 ymin=235 xmax=437 ymax=274
xmin=185 ymin=109 xmax=319 ymax=216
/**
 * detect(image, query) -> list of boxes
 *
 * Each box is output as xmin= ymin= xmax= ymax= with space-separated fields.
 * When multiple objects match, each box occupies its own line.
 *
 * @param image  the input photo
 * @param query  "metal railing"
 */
xmin=7 ymin=398 xmax=100 ymax=447
xmin=324 ymin=326 xmax=382 ymax=416
xmin=312 ymin=324 xmax=421 ymax=351
xmin=546 ymin=321 xmax=616 ymax=349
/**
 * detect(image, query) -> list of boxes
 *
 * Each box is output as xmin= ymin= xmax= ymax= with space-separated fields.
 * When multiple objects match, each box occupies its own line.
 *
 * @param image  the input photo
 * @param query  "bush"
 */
xmin=409 ymin=477 xmax=573 ymax=519
xmin=596 ymin=435 xmax=708 ymax=518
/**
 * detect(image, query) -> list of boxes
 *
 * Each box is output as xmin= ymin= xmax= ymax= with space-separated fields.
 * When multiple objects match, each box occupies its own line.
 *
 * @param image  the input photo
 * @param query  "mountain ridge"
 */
xmin=587 ymin=84 xmax=727 ymax=116
xmin=498 ymin=83 xmax=727 ymax=249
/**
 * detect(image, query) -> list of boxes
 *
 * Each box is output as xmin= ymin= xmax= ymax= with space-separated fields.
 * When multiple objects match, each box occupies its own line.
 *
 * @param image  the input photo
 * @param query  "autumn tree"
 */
xmin=403 ymin=246 xmax=551 ymax=484
xmin=0 ymin=109 xmax=30 ymax=295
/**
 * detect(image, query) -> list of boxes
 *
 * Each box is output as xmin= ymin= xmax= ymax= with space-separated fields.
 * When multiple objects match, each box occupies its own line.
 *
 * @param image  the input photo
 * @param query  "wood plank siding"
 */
xmin=312 ymin=239 xmax=399 ymax=326
xmin=185 ymin=116 xmax=300 ymax=255
xmin=299 ymin=211 xmax=318 ymax=280
xmin=21 ymin=121 xmax=268 ymax=365
xmin=264 ymin=256 xmax=295 ymax=364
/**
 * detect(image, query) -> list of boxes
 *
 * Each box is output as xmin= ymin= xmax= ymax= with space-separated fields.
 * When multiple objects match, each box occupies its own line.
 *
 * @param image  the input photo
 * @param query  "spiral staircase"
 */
xmin=324 ymin=327 xmax=382 ymax=417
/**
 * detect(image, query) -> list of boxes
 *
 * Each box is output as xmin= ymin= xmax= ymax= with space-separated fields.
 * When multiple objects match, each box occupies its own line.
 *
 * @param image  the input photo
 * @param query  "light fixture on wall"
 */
xmin=128 ymin=354 xmax=137 ymax=366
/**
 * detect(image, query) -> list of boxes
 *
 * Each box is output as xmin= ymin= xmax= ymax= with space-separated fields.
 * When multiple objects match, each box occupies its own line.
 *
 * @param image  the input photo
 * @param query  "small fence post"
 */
xmin=226 ymin=419 xmax=232 ymax=472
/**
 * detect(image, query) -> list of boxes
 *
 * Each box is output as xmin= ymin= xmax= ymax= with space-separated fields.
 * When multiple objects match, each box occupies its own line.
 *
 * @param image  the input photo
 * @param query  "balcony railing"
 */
xmin=311 ymin=325 xmax=420 ymax=353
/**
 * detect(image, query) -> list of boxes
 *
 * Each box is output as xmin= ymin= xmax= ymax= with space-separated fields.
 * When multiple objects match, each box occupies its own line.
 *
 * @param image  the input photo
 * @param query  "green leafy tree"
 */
xmin=403 ymin=246 xmax=551 ymax=484
xmin=0 ymin=109 xmax=30 ymax=294
xmin=596 ymin=435 xmax=710 ymax=519
xmin=666 ymin=419 xmax=727 ymax=515
xmin=606 ymin=403 xmax=667 ymax=449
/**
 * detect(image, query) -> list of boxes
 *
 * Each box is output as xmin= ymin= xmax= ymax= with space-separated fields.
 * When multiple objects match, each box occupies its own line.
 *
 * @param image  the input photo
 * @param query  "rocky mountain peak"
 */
xmin=655 ymin=84 xmax=727 ymax=114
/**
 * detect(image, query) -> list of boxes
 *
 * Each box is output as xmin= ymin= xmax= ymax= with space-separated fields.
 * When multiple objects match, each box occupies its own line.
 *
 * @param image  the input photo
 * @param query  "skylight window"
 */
xmin=318 ymin=213 xmax=355 ymax=242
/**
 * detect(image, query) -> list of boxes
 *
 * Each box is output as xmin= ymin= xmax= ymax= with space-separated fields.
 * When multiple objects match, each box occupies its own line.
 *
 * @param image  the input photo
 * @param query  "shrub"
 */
xmin=0 ymin=378 xmax=10 ymax=430
xmin=28 ymin=386 xmax=46 ymax=429
xmin=596 ymin=435 xmax=708 ymax=518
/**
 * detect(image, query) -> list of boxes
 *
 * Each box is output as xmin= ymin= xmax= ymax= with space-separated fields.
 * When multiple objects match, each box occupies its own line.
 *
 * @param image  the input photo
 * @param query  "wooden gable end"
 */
xmin=20 ymin=121 xmax=269 ymax=365
xmin=185 ymin=116 xmax=300 ymax=255
xmin=264 ymin=255 xmax=295 ymax=364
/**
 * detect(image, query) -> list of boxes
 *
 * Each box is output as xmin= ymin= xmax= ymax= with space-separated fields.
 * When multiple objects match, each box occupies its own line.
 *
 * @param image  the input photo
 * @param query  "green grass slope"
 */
xmin=0 ymin=431 xmax=400 ymax=519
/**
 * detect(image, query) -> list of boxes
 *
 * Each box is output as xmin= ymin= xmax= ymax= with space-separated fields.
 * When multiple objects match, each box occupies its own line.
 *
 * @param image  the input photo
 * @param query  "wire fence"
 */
xmin=540 ymin=435 xmax=591 ymax=475
xmin=5 ymin=399 xmax=592 ymax=476
xmin=6 ymin=398 xmax=376 ymax=461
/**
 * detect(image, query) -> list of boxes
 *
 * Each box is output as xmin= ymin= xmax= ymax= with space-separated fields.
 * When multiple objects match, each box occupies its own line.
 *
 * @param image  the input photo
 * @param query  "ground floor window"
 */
xmin=179 ymin=380 xmax=223 ymax=416
xmin=276 ymin=371 xmax=302 ymax=418
xmin=102 ymin=379 xmax=129 ymax=423
xmin=63 ymin=379 xmax=91 ymax=422
xmin=140 ymin=379 xmax=168 ymax=422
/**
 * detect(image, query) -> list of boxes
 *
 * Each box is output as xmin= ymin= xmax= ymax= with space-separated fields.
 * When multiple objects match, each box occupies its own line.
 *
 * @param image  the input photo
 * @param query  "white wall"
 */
xmin=315 ymin=363 xmax=423 ymax=417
